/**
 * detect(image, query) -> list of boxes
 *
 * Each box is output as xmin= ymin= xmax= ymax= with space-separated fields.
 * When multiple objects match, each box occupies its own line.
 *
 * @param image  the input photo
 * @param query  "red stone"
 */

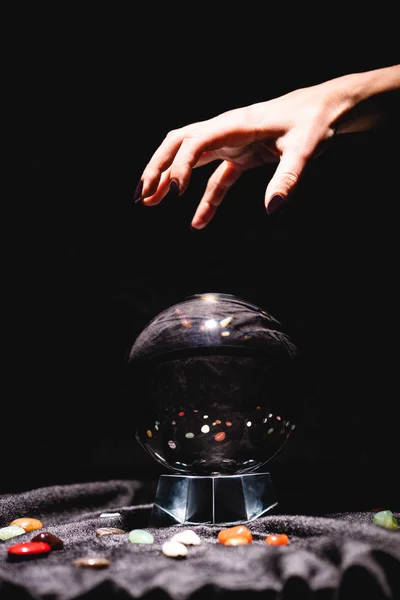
xmin=265 ymin=533 xmax=289 ymax=546
xmin=8 ymin=541 xmax=51 ymax=559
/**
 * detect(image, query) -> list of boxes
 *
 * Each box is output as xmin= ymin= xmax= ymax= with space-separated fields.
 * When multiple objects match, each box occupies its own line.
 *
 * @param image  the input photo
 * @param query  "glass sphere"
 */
xmin=128 ymin=293 xmax=304 ymax=476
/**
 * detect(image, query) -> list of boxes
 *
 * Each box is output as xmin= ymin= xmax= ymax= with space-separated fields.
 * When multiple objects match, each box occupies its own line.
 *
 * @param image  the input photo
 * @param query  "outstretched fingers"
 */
xmin=191 ymin=160 xmax=243 ymax=229
xmin=264 ymin=145 xmax=310 ymax=215
xmin=140 ymin=133 xmax=209 ymax=206
xmin=138 ymin=111 xmax=254 ymax=205
xmin=138 ymin=129 xmax=188 ymax=202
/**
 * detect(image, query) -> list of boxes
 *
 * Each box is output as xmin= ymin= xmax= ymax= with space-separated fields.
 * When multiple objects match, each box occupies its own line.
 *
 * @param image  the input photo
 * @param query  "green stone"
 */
xmin=0 ymin=525 xmax=26 ymax=541
xmin=372 ymin=510 xmax=398 ymax=530
xmin=128 ymin=529 xmax=154 ymax=544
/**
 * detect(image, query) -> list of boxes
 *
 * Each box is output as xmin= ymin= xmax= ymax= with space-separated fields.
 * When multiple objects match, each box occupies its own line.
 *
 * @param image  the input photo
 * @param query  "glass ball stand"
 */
xmin=150 ymin=471 xmax=277 ymax=527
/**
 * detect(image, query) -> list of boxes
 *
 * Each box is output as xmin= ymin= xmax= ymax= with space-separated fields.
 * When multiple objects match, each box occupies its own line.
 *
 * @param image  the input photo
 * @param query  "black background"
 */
xmin=5 ymin=8 xmax=399 ymax=511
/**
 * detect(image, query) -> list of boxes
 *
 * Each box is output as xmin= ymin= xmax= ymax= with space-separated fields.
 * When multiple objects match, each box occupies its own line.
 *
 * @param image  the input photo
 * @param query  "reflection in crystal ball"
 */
xmin=128 ymin=293 xmax=305 ymax=476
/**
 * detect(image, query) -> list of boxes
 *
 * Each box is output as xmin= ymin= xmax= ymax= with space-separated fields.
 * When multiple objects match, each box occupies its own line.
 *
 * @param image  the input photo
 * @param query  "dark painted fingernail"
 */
xmin=168 ymin=179 xmax=180 ymax=198
xmin=267 ymin=194 xmax=286 ymax=216
xmin=134 ymin=180 xmax=143 ymax=203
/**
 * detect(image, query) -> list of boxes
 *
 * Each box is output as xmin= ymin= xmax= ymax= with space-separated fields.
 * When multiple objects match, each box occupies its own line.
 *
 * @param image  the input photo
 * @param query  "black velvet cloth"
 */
xmin=1 ymin=480 xmax=399 ymax=600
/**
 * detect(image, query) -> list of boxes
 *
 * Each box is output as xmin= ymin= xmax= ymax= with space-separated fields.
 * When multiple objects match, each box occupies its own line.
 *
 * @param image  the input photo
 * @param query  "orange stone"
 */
xmin=265 ymin=533 xmax=289 ymax=546
xmin=217 ymin=525 xmax=252 ymax=544
xmin=223 ymin=536 xmax=251 ymax=546
xmin=9 ymin=518 xmax=43 ymax=532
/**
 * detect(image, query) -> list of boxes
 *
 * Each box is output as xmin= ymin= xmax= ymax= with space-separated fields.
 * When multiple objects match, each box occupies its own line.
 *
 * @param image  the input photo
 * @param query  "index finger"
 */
xmin=141 ymin=109 xmax=256 ymax=199
xmin=140 ymin=126 xmax=192 ymax=198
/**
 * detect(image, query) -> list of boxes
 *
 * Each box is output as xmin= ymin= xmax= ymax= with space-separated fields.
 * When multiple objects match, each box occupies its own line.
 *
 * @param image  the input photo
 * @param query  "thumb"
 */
xmin=264 ymin=151 xmax=307 ymax=215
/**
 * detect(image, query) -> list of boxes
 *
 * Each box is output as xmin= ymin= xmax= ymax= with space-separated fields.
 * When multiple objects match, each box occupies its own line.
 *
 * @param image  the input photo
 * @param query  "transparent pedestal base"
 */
xmin=150 ymin=472 xmax=278 ymax=527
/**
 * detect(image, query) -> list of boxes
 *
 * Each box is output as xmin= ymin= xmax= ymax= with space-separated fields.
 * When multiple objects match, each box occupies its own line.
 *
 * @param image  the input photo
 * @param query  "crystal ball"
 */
xmin=127 ymin=293 xmax=304 ymax=476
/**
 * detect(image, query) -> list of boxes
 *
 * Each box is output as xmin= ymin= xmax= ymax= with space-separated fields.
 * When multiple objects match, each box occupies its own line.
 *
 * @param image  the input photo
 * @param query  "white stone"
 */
xmin=162 ymin=540 xmax=188 ymax=557
xmin=170 ymin=529 xmax=201 ymax=546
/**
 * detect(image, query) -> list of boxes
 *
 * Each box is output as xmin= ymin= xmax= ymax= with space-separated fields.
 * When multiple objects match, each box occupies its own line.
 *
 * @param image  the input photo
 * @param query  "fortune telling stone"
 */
xmin=31 ymin=531 xmax=64 ymax=550
xmin=222 ymin=536 xmax=251 ymax=545
xmin=217 ymin=525 xmax=253 ymax=544
xmin=162 ymin=540 xmax=188 ymax=557
xmin=373 ymin=510 xmax=398 ymax=530
xmin=8 ymin=541 xmax=51 ymax=560
xmin=128 ymin=529 xmax=154 ymax=544
xmin=265 ymin=533 xmax=290 ymax=546
xmin=73 ymin=557 xmax=110 ymax=568
xmin=96 ymin=527 xmax=126 ymax=536
xmin=9 ymin=518 xmax=43 ymax=532
xmin=170 ymin=530 xmax=201 ymax=545
xmin=0 ymin=525 xmax=26 ymax=541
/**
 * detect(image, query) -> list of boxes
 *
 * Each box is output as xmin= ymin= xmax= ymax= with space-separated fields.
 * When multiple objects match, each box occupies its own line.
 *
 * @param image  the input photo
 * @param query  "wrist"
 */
xmin=330 ymin=66 xmax=400 ymax=135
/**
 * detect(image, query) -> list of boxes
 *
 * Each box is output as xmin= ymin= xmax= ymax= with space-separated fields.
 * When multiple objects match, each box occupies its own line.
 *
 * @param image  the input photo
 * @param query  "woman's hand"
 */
xmin=134 ymin=66 xmax=400 ymax=228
